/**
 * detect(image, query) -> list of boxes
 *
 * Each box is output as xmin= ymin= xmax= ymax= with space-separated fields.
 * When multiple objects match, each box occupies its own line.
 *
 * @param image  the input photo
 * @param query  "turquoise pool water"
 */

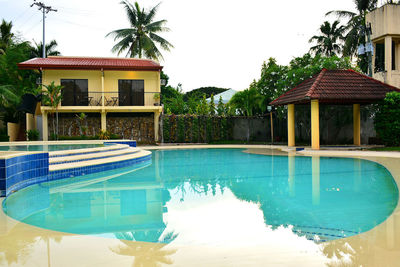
xmin=0 ymin=144 xmax=104 ymax=151
xmin=2 ymin=149 xmax=398 ymax=244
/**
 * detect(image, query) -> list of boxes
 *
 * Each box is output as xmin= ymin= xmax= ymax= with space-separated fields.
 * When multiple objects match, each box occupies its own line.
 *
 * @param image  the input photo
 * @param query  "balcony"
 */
xmin=61 ymin=91 xmax=160 ymax=107
xmin=41 ymin=91 xmax=162 ymax=113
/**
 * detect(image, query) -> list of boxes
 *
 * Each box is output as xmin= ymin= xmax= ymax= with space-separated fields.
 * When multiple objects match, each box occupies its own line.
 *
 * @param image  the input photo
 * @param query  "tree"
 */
xmin=106 ymin=1 xmax=173 ymax=60
xmin=209 ymin=94 xmax=216 ymax=115
xmin=0 ymin=41 xmax=39 ymax=122
xmin=375 ymin=92 xmax=400 ymax=146
xmin=30 ymin=40 xmax=61 ymax=58
xmin=217 ymin=96 xmax=228 ymax=116
xmin=42 ymin=82 xmax=63 ymax=139
xmin=326 ymin=0 xmax=378 ymax=72
xmin=228 ymin=87 xmax=263 ymax=117
xmin=0 ymin=19 xmax=14 ymax=55
xmin=309 ymin=21 xmax=346 ymax=57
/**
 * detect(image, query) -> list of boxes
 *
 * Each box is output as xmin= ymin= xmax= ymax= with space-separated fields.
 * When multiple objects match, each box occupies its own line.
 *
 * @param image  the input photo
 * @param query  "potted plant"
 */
xmin=153 ymin=93 xmax=160 ymax=106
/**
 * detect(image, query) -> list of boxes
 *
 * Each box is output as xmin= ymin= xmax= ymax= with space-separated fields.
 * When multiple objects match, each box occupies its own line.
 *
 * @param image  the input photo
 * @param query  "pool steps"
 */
xmin=49 ymin=144 xmax=128 ymax=157
xmin=49 ymin=146 xmax=138 ymax=165
xmin=0 ymin=142 xmax=151 ymax=197
xmin=49 ymin=145 xmax=151 ymax=172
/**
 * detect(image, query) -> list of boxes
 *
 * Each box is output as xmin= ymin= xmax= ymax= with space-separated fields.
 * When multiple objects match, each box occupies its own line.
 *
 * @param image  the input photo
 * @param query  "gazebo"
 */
xmin=270 ymin=69 xmax=400 ymax=149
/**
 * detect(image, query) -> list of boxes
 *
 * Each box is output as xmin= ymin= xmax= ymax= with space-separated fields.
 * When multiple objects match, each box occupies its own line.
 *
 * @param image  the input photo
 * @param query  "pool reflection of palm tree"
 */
xmin=111 ymin=230 xmax=178 ymax=266
xmin=0 ymin=222 xmax=65 ymax=266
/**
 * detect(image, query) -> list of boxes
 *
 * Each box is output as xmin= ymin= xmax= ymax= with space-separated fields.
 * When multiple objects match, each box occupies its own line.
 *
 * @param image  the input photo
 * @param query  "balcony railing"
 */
xmin=59 ymin=91 xmax=160 ymax=107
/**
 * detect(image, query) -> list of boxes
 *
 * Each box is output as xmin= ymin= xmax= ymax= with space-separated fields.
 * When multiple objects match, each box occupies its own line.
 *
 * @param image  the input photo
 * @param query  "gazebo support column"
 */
xmin=311 ymin=100 xmax=320 ymax=150
xmin=353 ymin=104 xmax=361 ymax=146
xmin=287 ymin=104 xmax=295 ymax=147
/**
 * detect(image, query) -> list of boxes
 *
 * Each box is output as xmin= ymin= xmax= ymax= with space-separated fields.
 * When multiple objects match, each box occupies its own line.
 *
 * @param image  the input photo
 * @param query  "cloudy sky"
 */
xmin=0 ymin=0 xmax=375 ymax=92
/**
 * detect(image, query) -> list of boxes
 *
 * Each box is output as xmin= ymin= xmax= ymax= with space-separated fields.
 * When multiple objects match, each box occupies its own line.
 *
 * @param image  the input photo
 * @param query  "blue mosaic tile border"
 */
xmin=104 ymin=141 xmax=136 ymax=147
xmin=49 ymin=150 xmax=139 ymax=165
xmin=49 ymin=146 xmax=128 ymax=158
xmin=0 ymin=153 xmax=49 ymax=197
xmin=0 ymin=145 xmax=149 ymax=197
xmin=49 ymin=154 xmax=151 ymax=180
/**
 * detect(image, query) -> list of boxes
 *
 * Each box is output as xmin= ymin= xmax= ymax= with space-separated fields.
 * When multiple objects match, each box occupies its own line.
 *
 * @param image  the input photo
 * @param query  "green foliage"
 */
xmin=75 ymin=113 xmax=88 ymax=136
xmin=228 ymin=87 xmax=264 ymax=116
xmin=30 ymin=40 xmax=61 ymax=58
xmin=209 ymin=94 xmax=216 ymax=115
xmin=177 ymin=116 xmax=185 ymax=142
xmin=162 ymin=115 xmax=234 ymax=143
xmin=106 ymin=1 xmax=173 ymax=60
xmin=326 ymin=0 xmax=378 ymax=73
xmin=26 ymin=129 xmax=39 ymax=141
xmin=0 ymin=19 xmax=14 ymax=55
xmin=196 ymin=95 xmax=209 ymax=115
xmin=42 ymin=81 xmax=63 ymax=138
xmin=0 ymin=40 xmax=39 ymax=122
xmin=309 ymin=21 xmax=346 ymax=57
xmin=0 ymin=128 xmax=9 ymax=142
xmin=231 ymin=53 xmax=357 ymax=117
xmin=98 ymin=130 xmax=110 ymax=140
xmin=162 ymin=115 xmax=170 ymax=142
xmin=375 ymin=92 xmax=400 ymax=146
xmin=216 ymin=96 xmax=228 ymax=116
xmin=42 ymin=81 xmax=63 ymax=107
xmin=184 ymin=87 xmax=228 ymax=101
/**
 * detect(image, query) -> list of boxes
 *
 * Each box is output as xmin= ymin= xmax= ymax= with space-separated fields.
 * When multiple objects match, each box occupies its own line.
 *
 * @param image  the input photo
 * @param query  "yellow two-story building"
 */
xmin=366 ymin=4 xmax=400 ymax=88
xmin=18 ymin=56 xmax=163 ymax=142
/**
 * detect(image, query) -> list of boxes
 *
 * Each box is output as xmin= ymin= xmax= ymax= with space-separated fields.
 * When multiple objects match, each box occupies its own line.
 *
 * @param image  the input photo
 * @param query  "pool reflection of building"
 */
xmin=5 ymin=163 xmax=172 ymax=243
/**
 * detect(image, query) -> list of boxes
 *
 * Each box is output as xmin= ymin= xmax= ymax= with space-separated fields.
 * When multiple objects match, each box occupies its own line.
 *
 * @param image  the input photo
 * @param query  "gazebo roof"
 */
xmin=270 ymin=69 xmax=400 ymax=105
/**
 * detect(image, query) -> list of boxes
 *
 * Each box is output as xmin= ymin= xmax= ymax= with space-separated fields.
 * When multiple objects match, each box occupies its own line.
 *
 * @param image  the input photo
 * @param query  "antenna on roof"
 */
xmin=31 ymin=0 xmax=57 ymax=58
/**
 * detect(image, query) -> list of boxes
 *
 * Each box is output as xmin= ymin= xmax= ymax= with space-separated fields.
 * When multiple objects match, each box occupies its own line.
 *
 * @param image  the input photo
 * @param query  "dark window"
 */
xmin=118 ymin=80 xmax=144 ymax=106
xmin=392 ymin=41 xmax=396 ymax=71
xmin=60 ymin=79 xmax=88 ymax=106
xmin=375 ymin=43 xmax=385 ymax=73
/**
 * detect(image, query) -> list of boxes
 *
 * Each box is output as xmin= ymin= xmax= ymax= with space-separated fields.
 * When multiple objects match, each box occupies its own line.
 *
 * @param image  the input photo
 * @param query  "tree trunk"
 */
xmin=56 ymin=110 xmax=59 ymax=140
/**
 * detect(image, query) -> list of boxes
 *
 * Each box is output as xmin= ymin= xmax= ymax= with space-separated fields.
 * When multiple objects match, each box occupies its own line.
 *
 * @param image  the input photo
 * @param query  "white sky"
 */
xmin=0 ymin=0 xmax=371 ymax=92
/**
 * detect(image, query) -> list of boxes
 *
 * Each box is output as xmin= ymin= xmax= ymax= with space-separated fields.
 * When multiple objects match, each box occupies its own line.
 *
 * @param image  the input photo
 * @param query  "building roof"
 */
xmin=270 ymin=69 xmax=400 ymax=105
xmin=206 ymin=89 xmax=237 ymax=104
xmin=17 ymin=56 xmax=163 ymax=71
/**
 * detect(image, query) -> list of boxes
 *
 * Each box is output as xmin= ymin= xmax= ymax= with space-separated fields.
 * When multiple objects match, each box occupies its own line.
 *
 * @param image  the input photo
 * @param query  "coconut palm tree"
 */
xmin=106 ymin=1 xmax=173 ymax=61
xmin=30 ymin=40 xmax=61 ymax=58
xmin=326 ymin=0 xmax=378 ymax=58
xmin=309 ymin=21 xmax=346 ymax=57
xmin=0 ymin=19 xmax=14 ymax=55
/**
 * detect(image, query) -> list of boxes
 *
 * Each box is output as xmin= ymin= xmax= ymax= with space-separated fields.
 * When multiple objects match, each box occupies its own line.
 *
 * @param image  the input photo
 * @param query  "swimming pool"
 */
xmin=0 ymin=144 xmax=104 ymax=151
xmin=2 ymin=148 xmax=398 ymax=244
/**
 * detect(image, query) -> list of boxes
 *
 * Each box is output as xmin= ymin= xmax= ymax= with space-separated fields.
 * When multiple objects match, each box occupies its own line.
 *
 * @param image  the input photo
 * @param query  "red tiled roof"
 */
xmin=270 ymin=69 xmax=400 ymax=105
xmin=17 ymin=56 xmax=163 ymax=71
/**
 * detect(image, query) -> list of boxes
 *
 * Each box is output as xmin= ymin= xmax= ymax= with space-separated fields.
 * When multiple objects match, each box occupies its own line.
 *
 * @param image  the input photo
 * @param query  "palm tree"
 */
xmin=309 ymin=21 xmax=346 ymax=57
xmin=106 ymin=1 xmax=173 ymax=61
xmin=326 ymin=0 xmax=378 ymax=62
xmin=42 ymin=82 xmax=63 ymax=139
xmin=0 ymin=19 xmax=14 ymax=55
xmin=30 ymin=40 xmax=61 ymax=58
xmin=228 ymin=88 xmax=264 ymax=142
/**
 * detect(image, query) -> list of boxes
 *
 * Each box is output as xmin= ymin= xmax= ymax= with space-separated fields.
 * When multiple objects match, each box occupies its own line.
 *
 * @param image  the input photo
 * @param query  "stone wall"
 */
xmin=48 ymin=113 xmax=155 ymax=143
xmin=106 ymin=114 xmax=154 ymax=143
xmin=49 ymin=114 xmax=101 ymax=137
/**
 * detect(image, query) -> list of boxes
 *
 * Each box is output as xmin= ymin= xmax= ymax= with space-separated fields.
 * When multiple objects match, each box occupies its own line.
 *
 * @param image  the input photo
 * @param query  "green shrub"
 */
xmin=0 ymin=128 xmax=9 ymax=142
xmin=375 ymin=92 xmax=400 ymax=146
xmin=177 ymin=115 xmax=185 ymax=142
xmin=26 ymin=129 xmax=39 ymax=141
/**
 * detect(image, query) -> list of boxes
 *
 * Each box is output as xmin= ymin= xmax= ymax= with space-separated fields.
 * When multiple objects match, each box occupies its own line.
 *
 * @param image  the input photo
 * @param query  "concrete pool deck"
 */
xmin=1 ymin=144 xmax=400 ymax=266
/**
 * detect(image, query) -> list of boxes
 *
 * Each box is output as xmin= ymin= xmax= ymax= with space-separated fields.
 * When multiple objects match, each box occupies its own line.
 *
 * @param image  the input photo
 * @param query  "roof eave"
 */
xmin=17 ymin=64 xmax=163 ymax=71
